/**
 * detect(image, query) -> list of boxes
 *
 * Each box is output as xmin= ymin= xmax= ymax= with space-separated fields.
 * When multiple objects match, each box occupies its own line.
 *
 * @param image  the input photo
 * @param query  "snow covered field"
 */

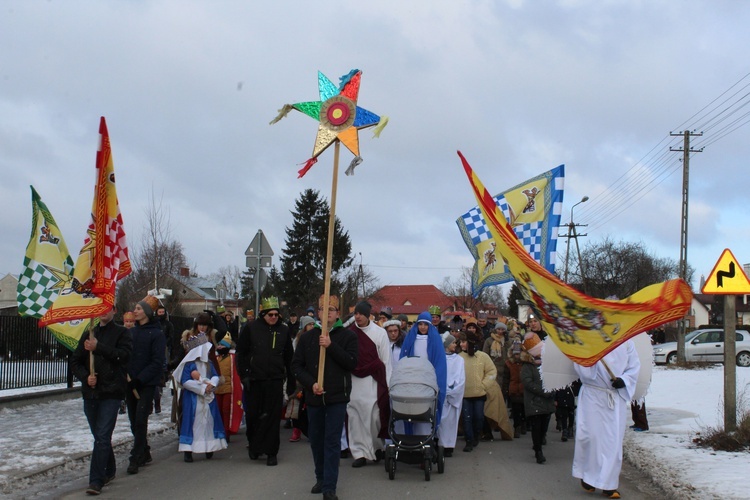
xmin=1 ymin=366 xmax=748 ymax=498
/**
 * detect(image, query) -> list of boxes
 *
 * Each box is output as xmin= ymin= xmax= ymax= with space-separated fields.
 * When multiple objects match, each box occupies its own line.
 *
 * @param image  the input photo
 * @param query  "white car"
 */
xmin=653 ymin=328 xmax=750 ymax=367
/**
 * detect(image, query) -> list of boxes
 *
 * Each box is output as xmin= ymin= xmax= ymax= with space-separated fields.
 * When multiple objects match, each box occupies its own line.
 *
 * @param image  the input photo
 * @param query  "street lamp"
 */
xmin=564 ymin=196 xmax=589 ymax=284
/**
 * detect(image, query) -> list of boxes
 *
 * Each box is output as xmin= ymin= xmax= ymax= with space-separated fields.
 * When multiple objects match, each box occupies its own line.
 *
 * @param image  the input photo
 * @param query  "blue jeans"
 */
xmin=83 ymin=398 xmax=121 ymax=486
xmin=307 ymin=403 xmax=347 ymax=494
xmin=461 ymin=398 xmax=485 ymax=444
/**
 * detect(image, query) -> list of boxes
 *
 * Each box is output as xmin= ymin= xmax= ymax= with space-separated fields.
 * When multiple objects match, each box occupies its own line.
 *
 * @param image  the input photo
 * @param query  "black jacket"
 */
xmin=71 ymin=321 xmax=132 ymax=400
xmin=236 ymin=318 xmax=294 ymax=393
xmin=291 ymin=323 xmax=358 ymax=406
xmin=127 ymin=319 xmax=167 ymax=387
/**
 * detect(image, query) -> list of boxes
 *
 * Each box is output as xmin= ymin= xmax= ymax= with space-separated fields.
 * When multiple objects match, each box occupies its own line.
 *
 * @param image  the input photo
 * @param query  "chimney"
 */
xmin=179 ymin=267 xmax=190 ymax=277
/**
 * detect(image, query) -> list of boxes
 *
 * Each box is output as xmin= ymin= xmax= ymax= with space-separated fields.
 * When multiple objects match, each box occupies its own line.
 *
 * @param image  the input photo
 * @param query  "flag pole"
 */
xmin=88 ymin=322 xmax=95 ymax=377
xmin=317 ymin=140 xmax=341 ymax=391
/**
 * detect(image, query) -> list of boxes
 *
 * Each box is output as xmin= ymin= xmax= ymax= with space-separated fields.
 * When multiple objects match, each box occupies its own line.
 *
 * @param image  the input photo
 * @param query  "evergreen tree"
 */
xmin=279 ymin=189 xmax=354 ymax=311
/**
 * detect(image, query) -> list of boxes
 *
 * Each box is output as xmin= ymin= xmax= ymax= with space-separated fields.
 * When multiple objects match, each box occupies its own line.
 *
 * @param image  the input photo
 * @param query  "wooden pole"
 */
xmin=316 ymin=140 xmax=341 ymax=391
xmin=88 ymin=322 xmax=95 ymax=377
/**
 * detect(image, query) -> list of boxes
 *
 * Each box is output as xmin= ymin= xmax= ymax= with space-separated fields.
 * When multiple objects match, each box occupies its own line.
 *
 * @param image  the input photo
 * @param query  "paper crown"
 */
xmin=260 ymin=297 xmax=280 ymax=312
xmin=318 ymin=294 xmax=340 ymax=310
xmin=184 ymin=332 xmax=209 ymax=352
xmin=428 ymin=305 xmax=441 ymax=315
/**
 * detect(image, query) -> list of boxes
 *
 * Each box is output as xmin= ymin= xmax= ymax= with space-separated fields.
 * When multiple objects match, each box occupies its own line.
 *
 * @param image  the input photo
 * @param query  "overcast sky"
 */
xmin=1 ymin=0 xmax=749 ymax=295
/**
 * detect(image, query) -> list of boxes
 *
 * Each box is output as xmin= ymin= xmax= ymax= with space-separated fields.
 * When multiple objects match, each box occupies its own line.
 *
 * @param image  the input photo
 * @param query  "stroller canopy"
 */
xmin=391 ymin=356 xmax=438 ymax=393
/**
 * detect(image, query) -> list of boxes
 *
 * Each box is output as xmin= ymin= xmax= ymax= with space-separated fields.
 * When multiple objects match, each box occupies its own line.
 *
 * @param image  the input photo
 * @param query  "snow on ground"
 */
xmin=624 ymin=365 xmax=750 ymax=499
xmin=1 ymin=366 xmax=749 ymax=498
xmin=0 ymin=388 xmax=175 ymax=493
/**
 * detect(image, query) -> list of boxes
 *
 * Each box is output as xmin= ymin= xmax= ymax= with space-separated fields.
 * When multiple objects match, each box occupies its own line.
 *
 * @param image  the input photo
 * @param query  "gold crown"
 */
xmin=260 ymin=296 xmax=280 ymax=312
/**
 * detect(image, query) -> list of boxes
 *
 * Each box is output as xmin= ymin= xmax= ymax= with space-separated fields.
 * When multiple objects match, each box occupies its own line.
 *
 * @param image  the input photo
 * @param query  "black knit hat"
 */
xmin=354 ymin=301 xmax=372 ymax=317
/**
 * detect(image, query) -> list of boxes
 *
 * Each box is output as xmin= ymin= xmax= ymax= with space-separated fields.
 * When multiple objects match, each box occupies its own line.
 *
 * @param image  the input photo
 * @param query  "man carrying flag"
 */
xmin=70 ymin=305 xmax=131 ymax=495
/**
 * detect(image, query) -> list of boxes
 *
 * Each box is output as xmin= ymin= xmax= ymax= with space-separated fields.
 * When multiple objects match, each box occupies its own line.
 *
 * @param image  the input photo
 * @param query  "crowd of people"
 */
xmin=71 ymin=296 xmax=642 ymax=500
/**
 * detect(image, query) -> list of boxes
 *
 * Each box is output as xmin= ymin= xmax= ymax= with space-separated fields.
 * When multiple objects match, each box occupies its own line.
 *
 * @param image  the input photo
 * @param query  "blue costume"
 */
xmin=175 ymin=341 xmax=227 ymax=453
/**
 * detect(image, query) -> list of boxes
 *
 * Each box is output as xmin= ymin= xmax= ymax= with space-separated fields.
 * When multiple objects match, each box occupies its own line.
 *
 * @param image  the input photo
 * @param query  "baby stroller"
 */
xmin=384 ymin=356 xmax=445 ymax=481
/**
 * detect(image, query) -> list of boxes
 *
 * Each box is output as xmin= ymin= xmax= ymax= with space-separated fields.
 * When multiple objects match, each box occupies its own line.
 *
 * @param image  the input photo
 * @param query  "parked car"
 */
xmin=653 ymin=328 xmax=750 ymax=367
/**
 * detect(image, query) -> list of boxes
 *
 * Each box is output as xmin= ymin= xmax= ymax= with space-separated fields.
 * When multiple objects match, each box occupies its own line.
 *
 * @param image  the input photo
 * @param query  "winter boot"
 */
xmin=289 ymin=428 xmax=302 ymax=442
xmin=184 ymin=452 xmax=193 ymax=463
xmin=514 ymin=426 xmax=521 ymax=439
xmin=535 ymin=450 xmax=546 ymax=464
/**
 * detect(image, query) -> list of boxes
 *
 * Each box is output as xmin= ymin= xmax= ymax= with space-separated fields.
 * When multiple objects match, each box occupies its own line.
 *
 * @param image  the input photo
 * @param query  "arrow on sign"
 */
xmin=716 ymin=261 xmax=735 ymax=287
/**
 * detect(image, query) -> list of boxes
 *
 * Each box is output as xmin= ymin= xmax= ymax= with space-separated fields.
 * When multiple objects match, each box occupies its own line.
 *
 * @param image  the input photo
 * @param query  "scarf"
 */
xmin=490 ymin=333 xmax=505 ymax=359
xmin=350 ymin=323 xmax=390 ymax=438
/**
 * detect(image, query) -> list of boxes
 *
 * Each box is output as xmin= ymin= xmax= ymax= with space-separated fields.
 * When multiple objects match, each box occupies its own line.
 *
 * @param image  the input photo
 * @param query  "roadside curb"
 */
xmin=0 ymin=425 xmax=177 ymax=496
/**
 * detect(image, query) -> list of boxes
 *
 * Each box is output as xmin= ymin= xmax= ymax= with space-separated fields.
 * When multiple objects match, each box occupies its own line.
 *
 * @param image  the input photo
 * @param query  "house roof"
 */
xmin=365 ymin=285 xmax=452 ymax=316
xmin=178 ymin=276 xmax=222 ymax=300
xmin=694 ymin=293 xmax=750 ymax=313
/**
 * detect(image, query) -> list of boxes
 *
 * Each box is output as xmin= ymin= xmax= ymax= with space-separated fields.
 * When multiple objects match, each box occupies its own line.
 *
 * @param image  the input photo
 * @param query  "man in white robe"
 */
xmin=437 ymin=334 xmax=465 ymax=456
xmin=347 ymin=301 xmax=392 ymax=468
xmin=572 ymin=339 xmax=640 ymax=498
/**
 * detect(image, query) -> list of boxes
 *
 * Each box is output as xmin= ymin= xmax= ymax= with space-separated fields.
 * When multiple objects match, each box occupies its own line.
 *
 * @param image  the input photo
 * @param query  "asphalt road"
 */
xmin=43 ymin=426 xmax=661 ymax=500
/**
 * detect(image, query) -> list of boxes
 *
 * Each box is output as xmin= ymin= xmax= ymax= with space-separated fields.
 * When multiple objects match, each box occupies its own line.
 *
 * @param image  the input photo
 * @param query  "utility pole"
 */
xmin=670 ymin=130 xmax=703 ymax=362
xmin=561 ymin=196 xmax=589 ymax=288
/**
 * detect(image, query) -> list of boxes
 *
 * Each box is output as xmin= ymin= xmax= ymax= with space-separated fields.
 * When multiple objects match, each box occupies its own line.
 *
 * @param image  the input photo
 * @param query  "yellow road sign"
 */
xmin=702 ymin=248 xmax=750 ymax=294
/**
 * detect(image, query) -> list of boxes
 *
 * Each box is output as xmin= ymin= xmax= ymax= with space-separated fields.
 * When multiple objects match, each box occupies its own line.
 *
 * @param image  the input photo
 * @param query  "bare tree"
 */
xmin=440 ymin=266 xmax=507 ymax=313
xmin=116 ymin=188 xmax=188 ymax=315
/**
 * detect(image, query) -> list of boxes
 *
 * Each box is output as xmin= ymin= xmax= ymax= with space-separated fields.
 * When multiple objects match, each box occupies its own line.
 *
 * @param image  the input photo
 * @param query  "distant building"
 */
xmin=365 ymin=285 xmax=452 ymax=322
xmin=0 ymin=273 xmax=19 ymax=315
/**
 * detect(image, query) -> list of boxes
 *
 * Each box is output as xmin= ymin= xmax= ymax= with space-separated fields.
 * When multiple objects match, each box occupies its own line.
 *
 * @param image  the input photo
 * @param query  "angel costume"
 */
xmin=572 ymin=340 xmax=639 ymax=491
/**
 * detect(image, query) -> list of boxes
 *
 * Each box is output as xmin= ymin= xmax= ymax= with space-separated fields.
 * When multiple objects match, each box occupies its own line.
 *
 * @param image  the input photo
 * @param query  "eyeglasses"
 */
xmin=266 ymin=313 xmax=279 ymax=317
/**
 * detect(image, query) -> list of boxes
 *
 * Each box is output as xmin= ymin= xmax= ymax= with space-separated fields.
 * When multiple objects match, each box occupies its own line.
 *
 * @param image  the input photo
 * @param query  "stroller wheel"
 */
xmin=424 ymin=458 xmax=431 ymax=481
xmin=386 ymin=457 xmax=396 ymax=480
xmin=437 ymin=446 xmax=445 ymax=474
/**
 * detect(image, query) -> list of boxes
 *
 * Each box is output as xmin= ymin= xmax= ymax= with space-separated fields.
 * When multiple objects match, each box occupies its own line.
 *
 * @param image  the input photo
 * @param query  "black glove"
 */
xmin=612 ymin=377 xmax=626 ymax=389
xmin=131 ymin=378 xmax=144 ymax=392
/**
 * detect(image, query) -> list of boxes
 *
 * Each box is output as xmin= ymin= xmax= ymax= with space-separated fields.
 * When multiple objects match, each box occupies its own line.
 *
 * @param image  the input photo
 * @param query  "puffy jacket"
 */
xmin=236 ymin=318 xmax=294 ymax=388
xmin=459 ymin=350 xmax=496 ymax=398
xmin=503 ymin=358 xmax=524 ymax=401
xmin=519 ymin=352 xmax=555 ymax=416
xmin=71 ymin=321 xmax=132 ymax=399
xmin=291 ymin=323 xmax=358 ymax=406
xmin=127 ymin=319 xmax=167 ymax=387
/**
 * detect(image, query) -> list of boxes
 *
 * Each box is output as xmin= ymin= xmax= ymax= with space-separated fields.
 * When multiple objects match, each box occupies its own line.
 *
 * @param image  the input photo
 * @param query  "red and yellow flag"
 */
xmin=39 ymin=117 xmax=131 ymax=326
xmin=458 ymin=151 xmax=692 ymax=366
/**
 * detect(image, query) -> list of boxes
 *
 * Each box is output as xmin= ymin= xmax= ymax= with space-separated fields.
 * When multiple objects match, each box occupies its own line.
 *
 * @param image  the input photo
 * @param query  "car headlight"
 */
xmin=654 ymin=348 xmax=663 ymax=353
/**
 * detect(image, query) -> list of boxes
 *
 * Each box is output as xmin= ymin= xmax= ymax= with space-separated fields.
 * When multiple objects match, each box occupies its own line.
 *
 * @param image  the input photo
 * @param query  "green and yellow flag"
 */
xmin=16 ymin=186 xmax=89 ymax=350
xmin=458 ymin=151 xmax=692 ymax=366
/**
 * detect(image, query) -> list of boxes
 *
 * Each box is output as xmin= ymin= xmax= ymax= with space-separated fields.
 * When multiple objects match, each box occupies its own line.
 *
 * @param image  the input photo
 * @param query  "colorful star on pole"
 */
xmin=270 ymin=69 xmax=387 ymax=177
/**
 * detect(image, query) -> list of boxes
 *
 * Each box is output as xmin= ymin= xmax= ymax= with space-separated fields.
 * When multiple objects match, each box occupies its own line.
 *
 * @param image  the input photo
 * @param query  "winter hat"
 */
xmin=138 ymin=295 xmax=160 ymax=319
xmin=464 ymin=317 xmax=478 ymax=328
xmin=523 ymin=332 xmax=543 ymax=357
xmin=494 ymin=322 xmax=507 ymax=331
xmin=396 ymin=314 xmax=408 ymax=322
xmin=122 ymin=311 xmax=135 ymax=322
xmin=218 ymin=332 xmax=232 ymax=348
xmin=298 ymin=315 xmax=316 ymax=331
xmin=355 ymin=301 xmax=372 ymax=317
xmin=379 ymin=306 xmax=393 ymax=319
xmin=382 ymin=319 xmax=401 ymax=330
xmin=306 ymin=306 xmax=315 ymax=315
xmin=443 ymin=334 xmax=456 ymax=350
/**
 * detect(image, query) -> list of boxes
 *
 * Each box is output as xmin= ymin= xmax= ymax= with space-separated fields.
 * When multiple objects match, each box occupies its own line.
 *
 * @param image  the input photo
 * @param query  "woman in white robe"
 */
xmin=437 ymin=334 xmax=465 ymax=456
xmin=572 ymin=340 xmax=639 ymax=497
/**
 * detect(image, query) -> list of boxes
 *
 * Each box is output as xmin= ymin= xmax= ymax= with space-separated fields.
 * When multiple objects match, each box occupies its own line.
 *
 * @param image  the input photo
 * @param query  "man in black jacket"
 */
xmin=236 ymin=296 xmax=294 ymax=466
xmin=71 ymin=305 xmax=132 ymax=496
xmin=292 ymin=295 xmax=358 ymax=500
xmin=126 ymin=295 xmax=166 ymax=475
